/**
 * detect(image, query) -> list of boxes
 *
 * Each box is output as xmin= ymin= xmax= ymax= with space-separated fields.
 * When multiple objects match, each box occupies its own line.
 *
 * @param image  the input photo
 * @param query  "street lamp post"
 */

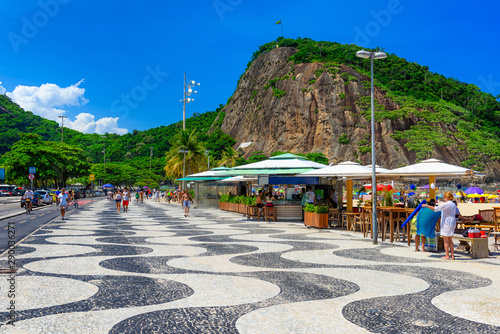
xmin=58 ymin=115 xmax=67 ymax=143
xmin=180 ymin=73 xmax=200 ymax=130
xmin=180 ymin=149 xmax=189 ymax=190
xmin=356 ymin=49 xmax=387 ymax=245
xmin=101 ymin=135 xmax=106 ymax=182
xmin=205 ymin=150 xmax=210 ymax=169
xmin=149 ymin=147 xmax=154 ymax=172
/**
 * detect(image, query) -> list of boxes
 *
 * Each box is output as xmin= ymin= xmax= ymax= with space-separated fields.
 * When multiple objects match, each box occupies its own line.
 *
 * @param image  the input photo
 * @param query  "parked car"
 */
xmin=0 ymin=190 xmax=13 ymax=196
xmin=34 ymin=190 xmax=53 ymax=205
xmin=12 ymin=189 xmax=24 ymax=196
xmin=21 ymin=193 xmax=43 ymax=207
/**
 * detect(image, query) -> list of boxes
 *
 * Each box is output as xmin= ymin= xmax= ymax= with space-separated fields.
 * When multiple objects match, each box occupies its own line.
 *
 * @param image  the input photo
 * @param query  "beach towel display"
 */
xmin=401 ymin=200 xmax=426 ymax=227
xmin=415 ymin=207 xmax=441 ymax=239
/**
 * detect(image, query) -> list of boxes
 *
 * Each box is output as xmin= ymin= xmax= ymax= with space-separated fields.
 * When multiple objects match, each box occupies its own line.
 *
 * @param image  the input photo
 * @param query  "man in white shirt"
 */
xmin=305 ymin=186 xmax=316 ymax=204
xmin=24 ymin=188 xmax=34 ymax=213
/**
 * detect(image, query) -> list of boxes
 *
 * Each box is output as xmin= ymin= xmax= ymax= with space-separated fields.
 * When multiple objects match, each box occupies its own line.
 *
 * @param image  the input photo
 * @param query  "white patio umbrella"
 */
xmin=231 ymin=153 xmax=327 ymax=170
xmin=301 ymin=161 xmax=373 ymax=178
xmin=383 ymin=158 xmax=477 ymax=200
xmin=383 ymin=159 xmax=474 ymax=178
xmin=364 ymin=164 xmax=391 ymax=174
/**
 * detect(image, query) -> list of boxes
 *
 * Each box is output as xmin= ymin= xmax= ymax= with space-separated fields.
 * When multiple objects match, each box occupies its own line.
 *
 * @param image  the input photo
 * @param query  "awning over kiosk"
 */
xmin=260 ymin=176 xmax=320 ymax=185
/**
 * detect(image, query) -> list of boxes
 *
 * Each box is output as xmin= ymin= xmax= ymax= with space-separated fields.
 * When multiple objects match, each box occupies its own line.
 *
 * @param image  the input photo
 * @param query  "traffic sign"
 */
xmin=28 ymin=173 xmax=35 ymax=180
xmin=89 ymin=174 xmax=95 ymax=181
xmin=29 ymin=167 xmax=36 ymax=174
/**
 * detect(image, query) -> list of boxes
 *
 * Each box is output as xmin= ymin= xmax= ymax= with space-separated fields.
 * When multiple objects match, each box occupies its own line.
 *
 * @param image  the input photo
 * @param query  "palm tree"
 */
xmin=164 ymin=129 xmax=206 ymax=180
xmin=219 ymin=147 xmax=238 ymax=167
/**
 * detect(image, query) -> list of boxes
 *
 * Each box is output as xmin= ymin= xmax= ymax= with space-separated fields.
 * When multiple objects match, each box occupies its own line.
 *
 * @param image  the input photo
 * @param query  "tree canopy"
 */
xmin=2 ymin=133 xmax=90 ymax=187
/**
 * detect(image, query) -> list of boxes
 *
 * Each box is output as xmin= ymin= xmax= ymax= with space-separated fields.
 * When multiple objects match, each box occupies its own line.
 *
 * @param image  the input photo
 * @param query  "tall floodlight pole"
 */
xmin=205 ymin=150 xmax=210 ymax=169
xmin=356 ymin=49 xmax=387 ymax=245
xmin=180 ymin=150 xmax=189 ymax=190
xmin=101 ymin=135 xmax=106 ymax=181
xmin=58 ymin=115 xmax=67 ymax=143
xmin=180 ymin=73 xmax=200 ymax=130
xmin=149 ymin=147 xmax=154 ymax=172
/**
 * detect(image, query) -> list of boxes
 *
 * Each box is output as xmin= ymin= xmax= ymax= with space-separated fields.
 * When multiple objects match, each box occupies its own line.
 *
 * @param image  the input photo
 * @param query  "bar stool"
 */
xmin=265 ymin=206 xmax=277 ymax=222
xmin=364 ymin=208 xmax=384 ymax=239
xmin=247 ymin=205 xmax=259 ymax=221
xmin=329 ymin=208 xmax=340 ymax=227
xmin=341 ymin=211 xmax=348 ymax=229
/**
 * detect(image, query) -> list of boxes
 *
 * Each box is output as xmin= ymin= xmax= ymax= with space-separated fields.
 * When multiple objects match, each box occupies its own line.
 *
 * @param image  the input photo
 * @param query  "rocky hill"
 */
xmin=218 ymin=45 xmax=500 ymax=180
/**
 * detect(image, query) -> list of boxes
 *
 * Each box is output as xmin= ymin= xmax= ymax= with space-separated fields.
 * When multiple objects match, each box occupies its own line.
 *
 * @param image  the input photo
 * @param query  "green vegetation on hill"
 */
xmin=0 ymin=96 xmax=231 ymax=164
xmin=249 ymin=38 xmax=500 ymax=170
xmin=0 ymin=96 xmax=234 ymax=185
xmin=2 ymin=37 xmax=500 ymax=183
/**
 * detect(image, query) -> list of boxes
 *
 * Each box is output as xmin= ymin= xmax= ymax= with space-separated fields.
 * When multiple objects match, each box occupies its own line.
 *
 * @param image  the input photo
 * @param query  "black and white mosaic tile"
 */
xmin=1 ymin=199 xmax=499 ymax=333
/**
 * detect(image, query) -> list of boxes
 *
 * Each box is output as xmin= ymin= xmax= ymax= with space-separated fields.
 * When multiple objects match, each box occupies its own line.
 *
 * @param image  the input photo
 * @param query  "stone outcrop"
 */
xmin=216 ymin=46 xmax=500 ymax=179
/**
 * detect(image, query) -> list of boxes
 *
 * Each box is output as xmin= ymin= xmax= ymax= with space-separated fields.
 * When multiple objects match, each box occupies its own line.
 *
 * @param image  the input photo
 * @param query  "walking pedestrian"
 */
xmin=58 ymin=188 xmax=69 ymax=220
xmin=139 ymin=189 xmax=144 ymax=203
xmin=135 ymin=191 xmax=140 ymax=203
xmin=115 ymin=189 xmax=122 ymax=213
xmin=122 ymin=188 xmax=130 ymax=212
xmin=182 ymin=191 xmax=193 ymax=217
xmin=155 ymin=189 xmax=160 ymax=202
xmin=55 ymin=189 xmax=61 ymax=205
xmin=167 ymin=190 xmax=172 ymax=203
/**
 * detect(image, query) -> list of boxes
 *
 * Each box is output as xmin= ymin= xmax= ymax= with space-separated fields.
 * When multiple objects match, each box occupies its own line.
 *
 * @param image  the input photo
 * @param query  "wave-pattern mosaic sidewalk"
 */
xmin=1 ymin=200 xmax=499 ymax=333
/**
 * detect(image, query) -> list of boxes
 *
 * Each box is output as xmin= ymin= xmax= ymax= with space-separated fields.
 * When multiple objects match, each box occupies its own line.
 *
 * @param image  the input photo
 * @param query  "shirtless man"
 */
xmin=182 ymin=191 xmax=193 ymax=217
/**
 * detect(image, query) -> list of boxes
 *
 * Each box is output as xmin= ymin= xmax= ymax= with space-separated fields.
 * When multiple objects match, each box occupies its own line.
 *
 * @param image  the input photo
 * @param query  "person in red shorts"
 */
xmin=122 ymin=188 xmax=130 ymax=212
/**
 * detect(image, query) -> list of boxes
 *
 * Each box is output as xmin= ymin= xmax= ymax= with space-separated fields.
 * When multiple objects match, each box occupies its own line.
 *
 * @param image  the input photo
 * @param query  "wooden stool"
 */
xmin=265 ymin=206 xmax=277 ymax=222
xmin=247 ymin=206 xmax=259 ymax=221
xmin=329 ymin=209 xmax=340 ymax=227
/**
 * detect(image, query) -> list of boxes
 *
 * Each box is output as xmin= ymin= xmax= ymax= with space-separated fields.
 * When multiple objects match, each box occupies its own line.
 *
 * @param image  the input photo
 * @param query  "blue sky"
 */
xmin=0 ymin=0 xmax=499 ymax=134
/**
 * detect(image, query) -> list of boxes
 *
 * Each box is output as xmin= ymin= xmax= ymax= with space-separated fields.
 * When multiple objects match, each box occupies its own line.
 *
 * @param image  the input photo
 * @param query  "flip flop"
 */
xmin=440 ymin=256 xmax=450 ymax=260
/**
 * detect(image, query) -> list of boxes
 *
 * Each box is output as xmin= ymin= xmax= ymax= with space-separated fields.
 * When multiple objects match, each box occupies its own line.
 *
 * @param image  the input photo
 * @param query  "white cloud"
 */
xmin=0 ymin=82 xmax=6 ymax=95
xmin=6 ymin=81 xmax=128 ymax=135
xmin=7 ymin=80 xmax=88 ymax=120
xmin=66 ymin=113 xmax=128 ymax=135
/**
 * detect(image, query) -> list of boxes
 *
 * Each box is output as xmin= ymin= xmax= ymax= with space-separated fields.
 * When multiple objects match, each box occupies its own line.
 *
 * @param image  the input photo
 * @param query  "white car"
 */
xmin=34 ymin=190 xmax=53 ymax=205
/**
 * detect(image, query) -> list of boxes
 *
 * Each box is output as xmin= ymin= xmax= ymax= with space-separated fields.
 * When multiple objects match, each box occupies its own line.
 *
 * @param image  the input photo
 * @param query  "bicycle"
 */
xmin=25 ymin=198 xmax=32 ymax=215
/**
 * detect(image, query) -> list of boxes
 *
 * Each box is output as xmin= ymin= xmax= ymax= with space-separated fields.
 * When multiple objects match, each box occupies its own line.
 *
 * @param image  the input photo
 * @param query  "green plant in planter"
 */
xmin=245 ymin=196 xmax=256 ymax=206
xmin=314 ymin=205 xmax=329 ymax=214
xmin=304 ymin=203 xmax=316 ymax=212
xmin=220 ymin=194 xmax=230 ymax=203
xmin=383 ymin=191 xmax=393 ymax=206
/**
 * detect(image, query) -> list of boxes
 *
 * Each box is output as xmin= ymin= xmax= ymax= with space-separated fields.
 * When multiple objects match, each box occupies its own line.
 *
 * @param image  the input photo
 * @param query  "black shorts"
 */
xmin=257 ymin=203 xmax=264 ymax=208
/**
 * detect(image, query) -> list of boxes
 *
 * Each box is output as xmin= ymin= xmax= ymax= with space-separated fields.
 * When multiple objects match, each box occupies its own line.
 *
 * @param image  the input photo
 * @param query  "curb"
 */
xmin=0 ymin=198 xmax=104 ymax=258
xmin=0 ymin=197 xmax=105 ymax=221
xmin=0 ymin=214 xmax=60 ymax=259
xmin=0 ymin=205 xmax=52 ymax=221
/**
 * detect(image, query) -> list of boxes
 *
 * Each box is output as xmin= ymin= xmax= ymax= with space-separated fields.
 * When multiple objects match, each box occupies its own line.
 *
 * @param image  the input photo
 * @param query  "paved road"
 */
xmin=0 ymin=197 xmax=52 ymax=219
xmin=0 ymin=200 xmax=498 ymax=332
xmin=0 ymin=198 xmax=102 ymax=254
xmin=0 ymin=205 xmax=61 ymax=254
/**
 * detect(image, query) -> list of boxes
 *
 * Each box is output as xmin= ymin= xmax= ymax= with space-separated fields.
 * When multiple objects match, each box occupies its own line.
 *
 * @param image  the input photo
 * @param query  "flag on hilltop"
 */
xmin=276 ymin=20 xmax=283 ymax=37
